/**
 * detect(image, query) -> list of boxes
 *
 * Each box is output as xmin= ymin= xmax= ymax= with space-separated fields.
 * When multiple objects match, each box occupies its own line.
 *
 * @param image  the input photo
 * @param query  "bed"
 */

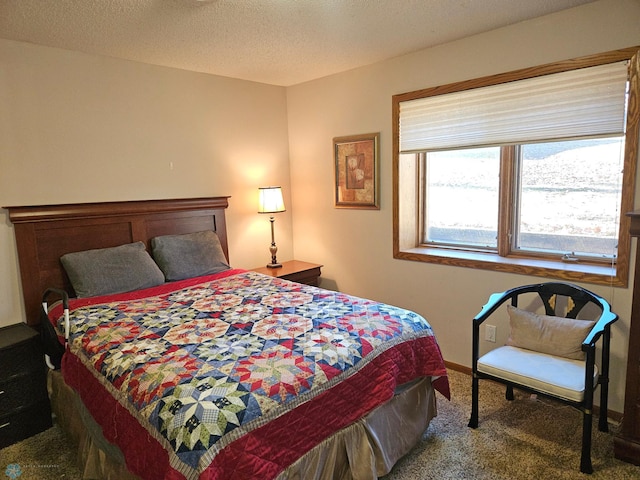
xmin=6 ymin=197 xmax=449 ymax=480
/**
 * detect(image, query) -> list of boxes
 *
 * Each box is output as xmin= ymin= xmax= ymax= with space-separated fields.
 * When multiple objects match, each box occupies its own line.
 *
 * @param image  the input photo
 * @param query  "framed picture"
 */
xmin=333 ymin=132 xmax=380 ymax=209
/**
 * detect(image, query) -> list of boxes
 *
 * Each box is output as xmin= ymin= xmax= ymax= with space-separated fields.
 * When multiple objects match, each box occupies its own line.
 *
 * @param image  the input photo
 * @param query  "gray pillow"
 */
xmin=61 ymin=242 xmax=165 ymax=298
xmin=151 ymin=230 xmax=230 ymax=282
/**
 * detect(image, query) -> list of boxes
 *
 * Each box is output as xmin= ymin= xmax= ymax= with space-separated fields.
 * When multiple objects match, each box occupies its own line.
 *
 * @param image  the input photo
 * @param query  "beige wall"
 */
xmin=286 ymin=0 xmax=640 ymax=413
xmin=0 ymin=39 xmax=293 ymax=327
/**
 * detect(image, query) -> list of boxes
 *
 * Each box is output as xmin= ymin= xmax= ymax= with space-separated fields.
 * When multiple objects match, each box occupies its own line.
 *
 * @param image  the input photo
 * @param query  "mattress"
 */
xmin=47 ymin=269 xmax=448 ymax=479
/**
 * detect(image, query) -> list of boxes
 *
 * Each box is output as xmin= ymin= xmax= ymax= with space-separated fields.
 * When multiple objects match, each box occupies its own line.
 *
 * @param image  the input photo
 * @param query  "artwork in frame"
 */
xmin=333 ymin=132 xmax=380 ymax=209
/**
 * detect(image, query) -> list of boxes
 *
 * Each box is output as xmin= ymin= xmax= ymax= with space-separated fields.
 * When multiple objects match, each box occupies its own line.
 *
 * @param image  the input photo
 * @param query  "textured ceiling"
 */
xmin=0 ymin=0 xmax=596 ymax=86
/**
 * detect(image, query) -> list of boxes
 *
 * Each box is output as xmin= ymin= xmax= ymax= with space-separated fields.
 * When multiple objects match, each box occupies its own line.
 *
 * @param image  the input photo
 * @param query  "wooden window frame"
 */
xmin=393 ymin=47 xmax=640 ymax=287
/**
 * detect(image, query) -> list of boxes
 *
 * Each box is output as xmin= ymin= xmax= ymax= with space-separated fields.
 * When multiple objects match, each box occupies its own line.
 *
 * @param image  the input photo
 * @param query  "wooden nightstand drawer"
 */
xmin=279 ymin=268 xmax=321 ymax=286
xmin=0 ymin=323 xmax=52 ymax=447
xmin=0 ymin=370 xmax=48 ymax=412
xmin=0 ymin=339 xmax=45 ymax=382
xmin=0 ymin=399 xmax=52 ymax=448
xmin=252 ymin=260 xmax=323 ymax=286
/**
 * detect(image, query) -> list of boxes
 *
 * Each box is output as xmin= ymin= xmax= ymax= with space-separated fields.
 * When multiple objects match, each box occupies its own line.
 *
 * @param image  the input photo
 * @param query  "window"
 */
xmin=422 ymin=147 xmax=500 ymax=250
xmin=393 ymin=48 xmax=640 ymax=287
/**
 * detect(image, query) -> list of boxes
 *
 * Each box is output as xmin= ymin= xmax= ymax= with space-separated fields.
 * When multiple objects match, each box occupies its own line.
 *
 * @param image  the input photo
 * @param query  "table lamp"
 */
xmin=258 ymin=186 xmax=286 ymax=268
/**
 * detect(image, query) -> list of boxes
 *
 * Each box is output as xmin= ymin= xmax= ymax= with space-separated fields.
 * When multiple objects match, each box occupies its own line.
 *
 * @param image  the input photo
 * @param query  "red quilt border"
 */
xmin=63 ymin=335 xmax=448 ymax=480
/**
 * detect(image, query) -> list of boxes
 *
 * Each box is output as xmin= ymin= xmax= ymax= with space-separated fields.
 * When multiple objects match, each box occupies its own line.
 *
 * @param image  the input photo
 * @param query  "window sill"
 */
xmin=395 ymin=246 xmax=625 ymax=287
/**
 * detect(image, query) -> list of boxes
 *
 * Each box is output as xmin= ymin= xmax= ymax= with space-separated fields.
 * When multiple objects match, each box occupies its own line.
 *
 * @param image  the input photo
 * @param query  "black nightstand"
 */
xmin=0 ymin=323 xmax=52 ymax=447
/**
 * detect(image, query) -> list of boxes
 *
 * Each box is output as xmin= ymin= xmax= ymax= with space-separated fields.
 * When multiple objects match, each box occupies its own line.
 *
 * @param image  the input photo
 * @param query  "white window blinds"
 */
xmin=399 ymin=61 xmax=629 ymax=153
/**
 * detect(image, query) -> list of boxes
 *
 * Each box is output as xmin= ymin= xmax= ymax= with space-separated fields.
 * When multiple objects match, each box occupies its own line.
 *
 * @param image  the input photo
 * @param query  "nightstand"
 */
xmin=252 ymin=260 xmax=323 ymax=286
xmin=0 ymin=323 xmax=52 ymax=448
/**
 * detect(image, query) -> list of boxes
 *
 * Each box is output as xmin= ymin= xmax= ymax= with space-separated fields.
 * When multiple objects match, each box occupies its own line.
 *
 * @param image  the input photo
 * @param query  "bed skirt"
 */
xmin=48 ymin=369 xmax=436 ymax=480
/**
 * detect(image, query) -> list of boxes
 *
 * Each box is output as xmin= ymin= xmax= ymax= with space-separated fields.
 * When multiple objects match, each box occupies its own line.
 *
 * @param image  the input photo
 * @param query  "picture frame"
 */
xmin=333 ymin=132 xmax=380 ymax=209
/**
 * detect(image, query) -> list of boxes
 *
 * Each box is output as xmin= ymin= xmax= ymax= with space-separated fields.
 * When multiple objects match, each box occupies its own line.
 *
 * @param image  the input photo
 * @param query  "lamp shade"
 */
xmin=258 ymin=187 xmax=286 ymax=214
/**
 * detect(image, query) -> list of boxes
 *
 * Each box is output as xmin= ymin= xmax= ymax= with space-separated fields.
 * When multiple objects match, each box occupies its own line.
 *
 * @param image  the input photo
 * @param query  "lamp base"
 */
xmin=267 ymin=262 xmax=282 ymax=269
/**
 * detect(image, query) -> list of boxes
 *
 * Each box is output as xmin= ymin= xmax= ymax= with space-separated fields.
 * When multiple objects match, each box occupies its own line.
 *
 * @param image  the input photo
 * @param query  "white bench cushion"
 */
xmin=477 ymin=345 xmax=598 ymax=403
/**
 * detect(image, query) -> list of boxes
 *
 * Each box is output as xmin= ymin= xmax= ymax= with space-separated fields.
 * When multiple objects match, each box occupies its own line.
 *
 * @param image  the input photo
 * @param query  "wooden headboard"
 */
xmin=5 ymin=197 xmax=230 ymax=327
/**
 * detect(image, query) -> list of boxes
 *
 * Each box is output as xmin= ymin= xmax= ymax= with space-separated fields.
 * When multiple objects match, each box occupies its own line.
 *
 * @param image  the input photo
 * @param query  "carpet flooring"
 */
xmin=2 ymin=369 xmax=639 ymax=479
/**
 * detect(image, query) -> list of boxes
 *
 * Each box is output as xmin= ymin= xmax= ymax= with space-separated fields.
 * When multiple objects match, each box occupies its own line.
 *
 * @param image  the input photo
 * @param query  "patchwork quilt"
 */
xmin=50 ymin=269 xmax=449 ymax=480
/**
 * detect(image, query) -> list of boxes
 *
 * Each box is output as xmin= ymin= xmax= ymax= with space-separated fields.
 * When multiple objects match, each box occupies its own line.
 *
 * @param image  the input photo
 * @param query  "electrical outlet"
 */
xmin=485 ymin=324 xmax=497 ymax=343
